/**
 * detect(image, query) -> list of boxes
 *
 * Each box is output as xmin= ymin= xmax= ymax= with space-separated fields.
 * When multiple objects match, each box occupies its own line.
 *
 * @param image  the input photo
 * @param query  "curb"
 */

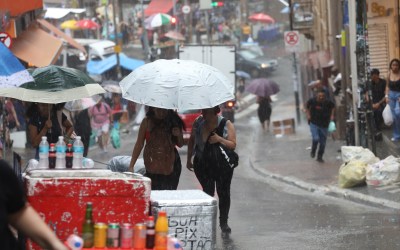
xmin=248 ymin=158 xmax=400 ymax=210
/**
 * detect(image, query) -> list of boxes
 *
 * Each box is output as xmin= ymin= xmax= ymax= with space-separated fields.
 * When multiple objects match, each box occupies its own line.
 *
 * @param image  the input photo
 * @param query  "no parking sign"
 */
xmin=284 ymin=31 xmax=300 ymax=53
xmin=0 ymin=32 xmax=12 ymax=48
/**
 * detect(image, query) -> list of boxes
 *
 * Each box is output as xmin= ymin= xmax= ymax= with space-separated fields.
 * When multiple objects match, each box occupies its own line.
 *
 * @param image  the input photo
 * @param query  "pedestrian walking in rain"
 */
xmin=88 ymin=97 xmax=112 ymax=152
xmin=186 ymin=106 xmax=237 ymax=233
xmin=257 ymin=95 xmax=272 ymax=131
xmin=128 ymin=107 xmax=184 ymax=190
xmin=385 ymin=58 xmax=400 ymax=141
xmin=306 ymin=90 xmax=335 ymax=163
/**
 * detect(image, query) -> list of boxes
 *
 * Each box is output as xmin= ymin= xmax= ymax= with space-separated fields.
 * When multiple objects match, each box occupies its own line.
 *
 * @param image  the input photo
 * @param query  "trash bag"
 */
xmin=110 ymin=127 xmax=120 ymax=149
xmin=107 ymin=156 xmax=146 ymax=175
xmin=341 ymin=146 xmax=379 ymax=164
xmin=338 ymin=160 xmax=368 ymax=188
xmin=89 ymin=130 xmax=97 ymax=147
xmin=366 ymin=156 xmax=400 ymax=186
xmin=383 ymin=104 xmax=393 ymax=126
xmin=328 ymin=121 xmax=336 ymax=133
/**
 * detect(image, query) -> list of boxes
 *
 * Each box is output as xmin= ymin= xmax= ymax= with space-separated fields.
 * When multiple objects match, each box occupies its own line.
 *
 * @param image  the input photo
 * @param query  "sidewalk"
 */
xmin=243 ymin=95 xmax=400 ymax=210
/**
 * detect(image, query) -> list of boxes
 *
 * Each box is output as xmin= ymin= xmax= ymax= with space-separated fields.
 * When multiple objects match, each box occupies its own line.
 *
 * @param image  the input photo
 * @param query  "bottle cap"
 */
xmin=67 ymin=143 xmax=72 ymax=147
xmin=76 ymin=136 xmax=81 ymax=140
xmin=59 ymin=136 xmax=64 ymax=140
xmin=42 ymin=136 xmax=47 ymax=140
xmin=158 ymin=211 xmax=166 ymax=216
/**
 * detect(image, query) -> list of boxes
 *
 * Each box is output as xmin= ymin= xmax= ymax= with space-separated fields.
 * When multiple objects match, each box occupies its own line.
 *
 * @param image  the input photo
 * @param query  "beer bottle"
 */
xmin=82 ymin=202 xmax=94 ymax=248
xmin=145 ymin=216 xmax=155 ymax=249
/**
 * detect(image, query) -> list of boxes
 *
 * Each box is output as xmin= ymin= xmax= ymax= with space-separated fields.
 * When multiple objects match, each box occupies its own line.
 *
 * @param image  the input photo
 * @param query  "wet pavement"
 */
xmin=240 ymin=93 xmax=400 ymax=210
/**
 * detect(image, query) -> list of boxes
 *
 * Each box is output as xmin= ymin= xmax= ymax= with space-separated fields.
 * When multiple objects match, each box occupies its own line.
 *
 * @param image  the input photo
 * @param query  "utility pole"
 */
xmin=288 ymin=0 xmax=301 ymax=124
xmin=112 ymin=0 xmax=122 ymax=79
xmin=141 ymin=0 xmax=149 ymax=58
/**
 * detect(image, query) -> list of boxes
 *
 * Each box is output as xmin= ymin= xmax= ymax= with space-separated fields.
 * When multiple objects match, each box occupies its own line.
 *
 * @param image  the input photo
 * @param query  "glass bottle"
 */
xmin=82 ymin=202 xmax=94 ymax=248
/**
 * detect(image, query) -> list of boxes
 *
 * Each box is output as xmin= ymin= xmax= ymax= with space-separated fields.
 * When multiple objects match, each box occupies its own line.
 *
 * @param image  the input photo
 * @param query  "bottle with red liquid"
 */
xmin=145 ymin=216 xmax=155 ymax=250
xmin=48 ymin=143 xmax=56 ymax=169
xmin=66 ymin=143 xmax=73 ymax=168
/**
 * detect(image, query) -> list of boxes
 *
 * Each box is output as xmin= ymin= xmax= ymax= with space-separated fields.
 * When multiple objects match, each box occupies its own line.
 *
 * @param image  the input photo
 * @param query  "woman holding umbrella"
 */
xmin=128 ymin=107 xmax=184 ymax=190
xmin=27 ymin=103 xmax=74 ymax=159
xmin=257 ymin=95 xmax=272 ymax=131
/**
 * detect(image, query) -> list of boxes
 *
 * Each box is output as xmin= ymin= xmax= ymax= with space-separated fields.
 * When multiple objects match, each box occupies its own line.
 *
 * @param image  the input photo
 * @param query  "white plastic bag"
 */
xmin=383 ymin=104 xmax=393 ymax=126
xmin=338 ymin=160 xmax=368 ymax=188
xmin=341 ymin=146 xmax=379 ymax=164
xmin=366 ymin=156 xmax=400 ymax=186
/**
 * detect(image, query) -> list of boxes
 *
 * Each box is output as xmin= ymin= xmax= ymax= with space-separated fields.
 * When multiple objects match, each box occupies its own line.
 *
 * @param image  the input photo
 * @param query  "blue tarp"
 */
xmin=86 ymin=53 xmax=145 ymax=75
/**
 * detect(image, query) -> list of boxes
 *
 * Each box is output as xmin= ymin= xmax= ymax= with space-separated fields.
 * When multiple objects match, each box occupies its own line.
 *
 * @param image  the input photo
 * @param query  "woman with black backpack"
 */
xmin=186 ymin=106 xmax=237 ymax=234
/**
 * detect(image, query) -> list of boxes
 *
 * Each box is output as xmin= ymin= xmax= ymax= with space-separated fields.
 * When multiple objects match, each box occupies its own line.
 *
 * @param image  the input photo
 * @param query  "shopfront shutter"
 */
xmin=368 ymin=23 xmax=389 ymax=77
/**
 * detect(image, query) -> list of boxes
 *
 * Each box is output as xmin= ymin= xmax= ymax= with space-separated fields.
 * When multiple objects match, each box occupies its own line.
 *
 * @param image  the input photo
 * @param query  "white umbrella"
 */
xmin=64 ymin=95 xmax=101 ymax=111
xmin=119 ymin=59 xmax=234 ymax=110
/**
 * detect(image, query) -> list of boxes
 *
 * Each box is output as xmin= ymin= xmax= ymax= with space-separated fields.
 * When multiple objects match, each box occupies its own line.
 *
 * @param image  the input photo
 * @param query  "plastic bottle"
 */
xmin=73 ymin=136 xmax=84 ymax=168
xmin=167 ymin=236 xmax=183 ymax=250
xmin=82 ymin=202 xmax=94 ymax=248
xmin=48 ymin=143 xmax=56 ymax=169
xmin=65 ymin=234 xmax=83 ymax=250
xmin=154 ymin=211 xmax=168 ymax=250
xmin=145 ymin=216 xmax=155 ymax=249
xmin=82 ymin=158 xmax=94 ymax=168
xmin=55 ymin=136 xmax=66 ymax=169
xmin=38 ymin=136 xmax=49 ymax=169
xmin=66 ymin=144 xmax=73 ymax=168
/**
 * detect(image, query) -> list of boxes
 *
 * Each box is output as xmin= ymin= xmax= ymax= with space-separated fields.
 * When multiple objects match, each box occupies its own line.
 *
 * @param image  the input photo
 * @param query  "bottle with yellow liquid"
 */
xmin=154 ymin=210 xmax=168 ymax=250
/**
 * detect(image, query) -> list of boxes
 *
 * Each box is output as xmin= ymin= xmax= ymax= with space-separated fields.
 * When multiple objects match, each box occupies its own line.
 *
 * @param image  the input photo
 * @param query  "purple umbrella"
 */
xmin=245 ymin=78 xmax=280 ymax=97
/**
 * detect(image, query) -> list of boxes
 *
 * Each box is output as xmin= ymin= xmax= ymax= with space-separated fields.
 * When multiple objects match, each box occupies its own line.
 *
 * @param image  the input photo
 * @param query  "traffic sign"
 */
xmin=284 ymin=31 xmax=300 ymax=53
xmin=182 ymin=5 xmax=191 ymax=14
xmin=0 ymin=32 xmax=12 ymax=48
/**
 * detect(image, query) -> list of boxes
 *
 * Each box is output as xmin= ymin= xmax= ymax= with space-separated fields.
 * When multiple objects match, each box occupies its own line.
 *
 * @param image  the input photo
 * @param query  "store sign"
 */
xmin=0 ymin=32 xmax=12 ymax=48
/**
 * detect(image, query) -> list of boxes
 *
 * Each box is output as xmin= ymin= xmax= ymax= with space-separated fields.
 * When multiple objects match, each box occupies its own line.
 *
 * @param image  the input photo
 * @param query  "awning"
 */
xmin=36 ymin=19 xmax=87 ymax=55
xmin=144 ymin=0 xmax=174 ymax=17
xmin=44 ymin=7 xmax=86 ymax=19
xmin=86 ymin=53 xmax=145 ymax=75
xmin=10 ymin=26 xmax=63 ymax=67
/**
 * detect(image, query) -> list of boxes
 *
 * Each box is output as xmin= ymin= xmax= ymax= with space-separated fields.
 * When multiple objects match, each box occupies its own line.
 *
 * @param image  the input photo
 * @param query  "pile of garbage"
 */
xmin=338 ymin=146 xmax=400 ymax=188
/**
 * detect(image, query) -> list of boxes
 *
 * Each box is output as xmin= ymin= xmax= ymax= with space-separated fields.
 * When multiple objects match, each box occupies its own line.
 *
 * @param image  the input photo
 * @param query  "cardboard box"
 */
xmin=272 ymin=118 xmax=295 ymax=135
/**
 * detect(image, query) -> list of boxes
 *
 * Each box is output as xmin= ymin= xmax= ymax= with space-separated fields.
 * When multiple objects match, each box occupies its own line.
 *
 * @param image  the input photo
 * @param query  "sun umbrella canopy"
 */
xmin=164 ymin=30 xmax=185 ymax=41
xmin=119 ymin=59 xmax=234 ymax=110
xmin=0 ymin=65 xmax=105 ymax=103
xmin=144 ymin=13 xmax=171 ymax=29
xmin=245 ymin=78 xmax=280 ymax=97
xmin=60 ymin=19 xmax=79 ymax=30
xmin=65 ymin=95 xmax=101 ymax=111
xmin=76 ymin=19 xmax=100 ymax=30
xmin=0 ymin=42 xmax=34 ymax=87
xmin=248 ymin=13 xmax=275 ymax=23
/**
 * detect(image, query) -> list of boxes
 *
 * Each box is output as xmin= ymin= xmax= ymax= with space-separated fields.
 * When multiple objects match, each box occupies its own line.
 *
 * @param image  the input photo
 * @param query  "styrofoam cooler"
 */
xmin=24 ymin=169 xmax=151 ymax=250
xmin=151 ymin=190 xmax=217 ymax=250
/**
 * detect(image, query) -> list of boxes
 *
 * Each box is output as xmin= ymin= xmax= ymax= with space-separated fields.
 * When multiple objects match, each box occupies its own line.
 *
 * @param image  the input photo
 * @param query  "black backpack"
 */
xmin=202 ymin=118 xmax=239 ymax=171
